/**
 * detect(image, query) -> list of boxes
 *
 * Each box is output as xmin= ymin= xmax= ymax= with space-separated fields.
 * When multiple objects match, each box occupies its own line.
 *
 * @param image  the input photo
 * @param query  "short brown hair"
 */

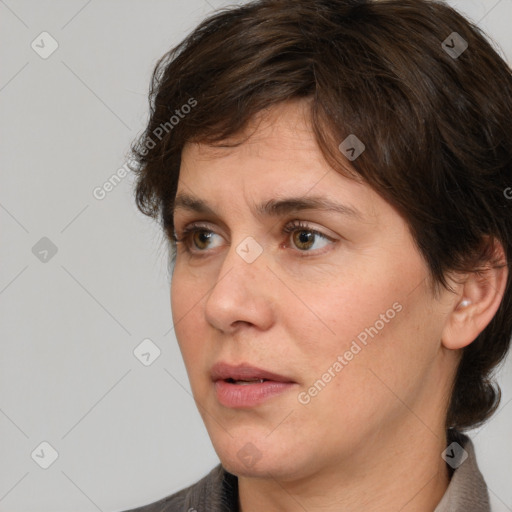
xmin=131 ymin=0 xmax=512 ymax=431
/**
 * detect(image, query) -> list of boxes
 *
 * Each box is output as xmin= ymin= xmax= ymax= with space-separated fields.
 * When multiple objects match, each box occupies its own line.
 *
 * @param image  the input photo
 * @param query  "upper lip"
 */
xmin=211 ymin=362 xmax=295 ymax=383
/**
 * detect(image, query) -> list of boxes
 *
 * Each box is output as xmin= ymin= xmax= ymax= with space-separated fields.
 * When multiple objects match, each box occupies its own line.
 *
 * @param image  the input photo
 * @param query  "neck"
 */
xmin=237 ymin=423 xmax=451 ymax=512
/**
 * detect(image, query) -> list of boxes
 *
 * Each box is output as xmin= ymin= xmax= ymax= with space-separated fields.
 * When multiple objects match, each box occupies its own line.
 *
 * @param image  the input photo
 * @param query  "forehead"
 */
xmin=179 ymin=99 xmax=360 ymax=193
xmin=177 ymin=100 xmax=384 ymax=223
xmin=181 ymin=100 xmax=319 ymax=163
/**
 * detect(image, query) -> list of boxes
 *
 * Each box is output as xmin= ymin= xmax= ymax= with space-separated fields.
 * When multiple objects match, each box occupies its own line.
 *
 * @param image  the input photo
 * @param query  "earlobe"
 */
xmin=441 ymin=239 xmax=508 ymax=351
xmin=455 ymin=298 xmax=472 ymax=310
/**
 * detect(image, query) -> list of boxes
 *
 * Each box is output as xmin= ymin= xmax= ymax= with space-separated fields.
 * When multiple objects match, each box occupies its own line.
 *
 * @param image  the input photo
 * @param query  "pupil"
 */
xmin=195 ymin=231 xmax=211 ymax=248
xmin=297 ymin=230 xmax=313 ymax=249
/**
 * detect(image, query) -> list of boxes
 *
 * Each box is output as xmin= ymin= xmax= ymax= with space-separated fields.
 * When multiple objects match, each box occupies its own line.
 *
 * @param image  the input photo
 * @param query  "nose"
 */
xmin=204 ymin=241 xmax=275 ymax=334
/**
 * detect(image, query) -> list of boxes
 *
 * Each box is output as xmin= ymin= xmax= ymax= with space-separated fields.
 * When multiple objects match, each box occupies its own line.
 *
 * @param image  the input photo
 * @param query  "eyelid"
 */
xmin=174 ymin=219 xmax=338 ymax=255
xmin=282 ymin=220 xmax=337 ymax=254
xmin=174 ymin=221 xmax=214 ymax=237
xmin=174 ymin=221 xmax=224 ymax=244
xmin=283 ymin=220 xmax=336 ymax=240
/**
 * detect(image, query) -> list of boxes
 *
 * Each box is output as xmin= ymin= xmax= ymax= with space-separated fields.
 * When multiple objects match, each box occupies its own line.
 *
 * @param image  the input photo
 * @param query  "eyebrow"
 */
xmin=172 ymin=193 xmax=363 ymax=220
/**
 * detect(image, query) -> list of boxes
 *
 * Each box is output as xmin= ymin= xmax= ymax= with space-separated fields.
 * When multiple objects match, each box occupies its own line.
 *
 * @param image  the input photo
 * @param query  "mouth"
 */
xmin=211 ymin=362 xmax=297 ymax=408
xmin=223 ymin=377 xmax=268 ymax=385
xmin=210 ymin=361 xmax=296 ymax=384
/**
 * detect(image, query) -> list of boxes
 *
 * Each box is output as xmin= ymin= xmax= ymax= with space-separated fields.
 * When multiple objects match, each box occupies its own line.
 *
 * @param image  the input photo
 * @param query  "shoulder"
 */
xmin=121 ymin=464 xmax=238 ymax=512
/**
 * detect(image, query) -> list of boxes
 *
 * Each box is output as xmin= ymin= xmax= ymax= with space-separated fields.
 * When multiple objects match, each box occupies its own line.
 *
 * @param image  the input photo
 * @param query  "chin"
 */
xmin=211 ymin=431 xmax=307 ymax=480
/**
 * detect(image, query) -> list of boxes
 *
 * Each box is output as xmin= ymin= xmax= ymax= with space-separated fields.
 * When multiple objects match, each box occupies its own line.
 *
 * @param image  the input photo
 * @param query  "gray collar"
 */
xmin=434 ymin=432 xmax=490 ymax=512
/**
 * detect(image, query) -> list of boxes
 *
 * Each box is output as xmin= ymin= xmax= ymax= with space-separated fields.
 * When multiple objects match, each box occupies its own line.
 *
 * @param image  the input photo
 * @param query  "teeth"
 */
xmin=232 ymin=379 xmax=266 ymax=385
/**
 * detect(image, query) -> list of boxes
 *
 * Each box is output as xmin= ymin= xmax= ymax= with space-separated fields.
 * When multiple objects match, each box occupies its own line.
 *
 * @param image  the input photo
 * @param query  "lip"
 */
xmin=211 ymin=362 xmax=297 ymax=408
xmin=211 ymin=362 xmax=295 ymax=383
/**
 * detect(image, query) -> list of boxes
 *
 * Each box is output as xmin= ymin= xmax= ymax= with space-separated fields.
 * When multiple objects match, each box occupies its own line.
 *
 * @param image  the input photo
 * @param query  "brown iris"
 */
xmin=193 ymin=230 xmax=212 ymax=250
xmin=293 ymin=230 xmax=315 ymax=250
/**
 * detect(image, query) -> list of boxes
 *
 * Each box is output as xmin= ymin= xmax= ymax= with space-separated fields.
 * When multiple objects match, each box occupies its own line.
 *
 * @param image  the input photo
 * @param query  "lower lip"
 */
xmin=214 ymin=380 xmax=297 ymax=408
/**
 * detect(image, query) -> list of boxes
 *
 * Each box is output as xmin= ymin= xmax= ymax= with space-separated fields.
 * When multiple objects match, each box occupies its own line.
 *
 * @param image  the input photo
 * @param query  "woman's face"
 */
xmin=171 ymin=100 xmax=458 ymax=480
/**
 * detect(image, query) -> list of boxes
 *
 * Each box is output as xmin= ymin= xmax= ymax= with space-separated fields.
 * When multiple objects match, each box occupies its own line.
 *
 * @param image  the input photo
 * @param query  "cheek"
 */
xmin=171 ymin=260 xmax=210 ymax=321
xmin=292 ymin=303 xmax=429 ymax=453
xmin=285 ymin=272 xmax=399 ymax=358
xmin=292 ymin=262 xmax=434 ymax=398
xmin=170 ymin=269 xmax=207 ymax=366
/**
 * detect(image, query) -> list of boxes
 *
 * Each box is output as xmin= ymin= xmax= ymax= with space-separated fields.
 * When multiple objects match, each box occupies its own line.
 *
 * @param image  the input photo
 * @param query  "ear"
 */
xmin=441 ymin=238 xmax=508 ymax=350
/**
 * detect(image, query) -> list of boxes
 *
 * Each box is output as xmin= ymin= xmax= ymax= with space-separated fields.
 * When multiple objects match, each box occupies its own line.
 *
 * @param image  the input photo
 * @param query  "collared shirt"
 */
xmin=124 ymin=433 xmax=490 ymax=512
xmin=435 ymin=432 xmax=490 ymax=512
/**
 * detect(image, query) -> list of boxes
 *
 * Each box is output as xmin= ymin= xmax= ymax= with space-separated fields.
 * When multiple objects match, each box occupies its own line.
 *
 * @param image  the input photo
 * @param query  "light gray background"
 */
xmin=1 ymin=0 xmax=511 ymax=511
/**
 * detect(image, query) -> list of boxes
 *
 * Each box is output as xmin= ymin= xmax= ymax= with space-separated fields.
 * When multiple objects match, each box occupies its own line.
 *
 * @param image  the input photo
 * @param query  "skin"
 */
xmin=170 ymin=100 xmax=508 ymax=512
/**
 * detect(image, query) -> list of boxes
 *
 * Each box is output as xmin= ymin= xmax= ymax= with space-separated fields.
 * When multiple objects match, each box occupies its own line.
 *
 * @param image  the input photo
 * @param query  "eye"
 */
xmin=283 ymin=221 xmax=335 ymax=252
xmin=174 ymin=220 xmax=336 ymax=257
xmin=174 ymin=223 xmax=224 ymax=253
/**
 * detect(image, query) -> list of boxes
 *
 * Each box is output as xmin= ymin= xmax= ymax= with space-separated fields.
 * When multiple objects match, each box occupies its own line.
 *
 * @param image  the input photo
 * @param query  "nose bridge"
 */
xmin=204 ymin=234 xmax=273 ymax=332
xmin=214 ymin=234 xmax=266 ymax=297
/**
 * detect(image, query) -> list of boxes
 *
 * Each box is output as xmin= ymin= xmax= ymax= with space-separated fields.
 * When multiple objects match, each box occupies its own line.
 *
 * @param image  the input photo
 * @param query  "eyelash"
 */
xmin=173 ymin=221 xmax=335 ymax=257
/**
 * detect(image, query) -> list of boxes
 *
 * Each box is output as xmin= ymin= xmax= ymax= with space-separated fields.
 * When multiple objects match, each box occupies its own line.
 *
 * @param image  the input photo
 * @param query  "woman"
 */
xmin=126 ymin=0 xmax=512 ymax=510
